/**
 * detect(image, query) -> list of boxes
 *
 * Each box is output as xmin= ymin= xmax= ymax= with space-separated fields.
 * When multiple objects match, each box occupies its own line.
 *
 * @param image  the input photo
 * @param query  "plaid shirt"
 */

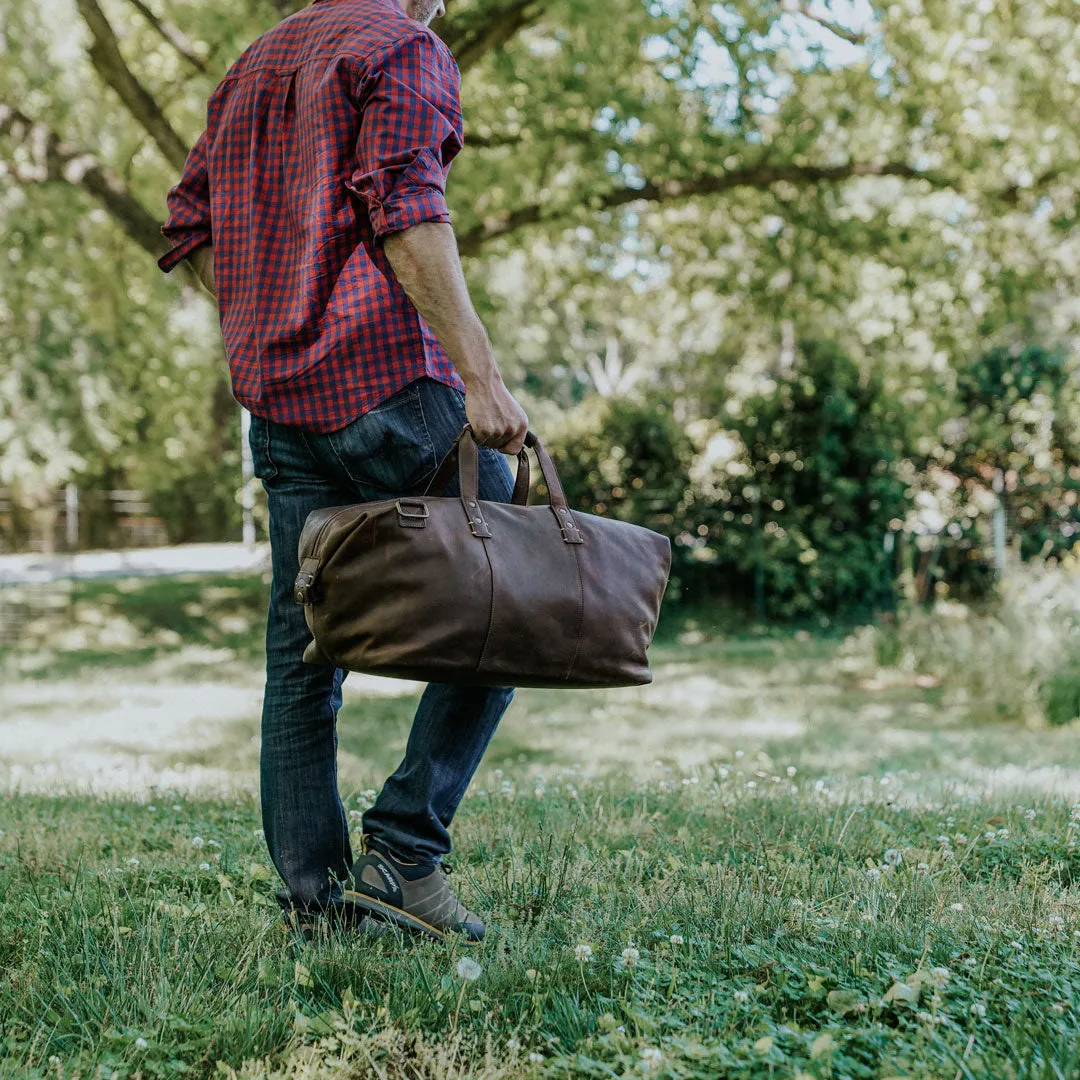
xmin=158 ymin=0 xmax=466 ymax=432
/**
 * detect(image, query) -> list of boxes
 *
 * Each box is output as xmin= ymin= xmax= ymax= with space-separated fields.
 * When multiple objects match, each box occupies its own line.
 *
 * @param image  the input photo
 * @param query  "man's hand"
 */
xmin=464 ymin=372 xmax=529 ymax=454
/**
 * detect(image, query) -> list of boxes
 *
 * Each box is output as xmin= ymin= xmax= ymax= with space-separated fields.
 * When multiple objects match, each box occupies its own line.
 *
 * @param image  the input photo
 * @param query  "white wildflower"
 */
xmin=971 ymin=1002 xmax=986 ymax=1018
xmin=733 ymin=989 xmax=750 ymax=1004
xmin=620 ymin=946 xmax=641 ymax=968
xmin=191 ymin=836 xmax=205 ymax=849
xmin=127 ymin=858 xmax=140 ymax=867
xmin=507 ymin=1038 xmax=522 ymax=1052
xmin=865 ymin=867 xmax=882 ymax=881
xmin=147 ymin=806 xmax=156 ymax=812
xmin=134 ymin=1037 xmax=148 ymax=1050
xmin=199 ymin=862 xmax=211 ymax=871
xmin=640 ymin=1047 xmax=663 ymax=1070
xmin=953 ymin=833 xmax=968 ymax=844
xmin=787 ymin=766 xmax=797 ymax=777
xmin=172 ymin=804 xmax=182 ymax=811
xmin=455 ymin=957 xmax=482 ymax=982
xmin=1052 ymin=1002 xmax=1067 ymax=1015
xmin=883 ymin=849 xmax=902 ymax=868
xmin=574 ymin=943 xmax=594 ymax=962
xmin=253 ymin=828 xmax=264 ymax=838
xmin=1026 ymin=809 xmax=1037 ymax=821
xmin=930 ymin=966 xmax=951 ymax=987
xmin=669 ymin=934 xmax=684 ymax=945
xmin=528 ymin=1052 xmax=544 ymax=1064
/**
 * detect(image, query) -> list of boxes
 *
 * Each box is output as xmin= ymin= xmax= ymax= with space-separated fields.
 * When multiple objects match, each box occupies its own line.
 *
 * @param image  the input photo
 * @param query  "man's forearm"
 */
xmin=381 ymin=221 xmax=498 ymax=389
xmin=188 ymin=242 xmax=216 ymax=298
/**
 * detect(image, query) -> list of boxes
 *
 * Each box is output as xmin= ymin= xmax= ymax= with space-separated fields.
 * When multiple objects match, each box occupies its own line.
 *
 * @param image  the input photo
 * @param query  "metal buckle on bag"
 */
xmin=396 ymin=499 xmax=429 ymax=529
xmin=294 ymin=557 xmax=322 ymax=604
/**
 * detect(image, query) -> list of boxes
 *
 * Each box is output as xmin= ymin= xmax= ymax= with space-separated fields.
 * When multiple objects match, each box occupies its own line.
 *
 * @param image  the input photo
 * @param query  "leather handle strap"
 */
xmin=424 ymin=429 xmax=530 ymax=505
xmin=524 ymin=431 xmax=584 ymax=544
xmin=424 ymin=425 xmax=584 ymax=544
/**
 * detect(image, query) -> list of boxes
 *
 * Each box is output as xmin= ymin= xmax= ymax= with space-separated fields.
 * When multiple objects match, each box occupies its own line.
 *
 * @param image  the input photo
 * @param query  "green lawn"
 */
xmin=2 ymin=576 xmax=1080 ymax=1078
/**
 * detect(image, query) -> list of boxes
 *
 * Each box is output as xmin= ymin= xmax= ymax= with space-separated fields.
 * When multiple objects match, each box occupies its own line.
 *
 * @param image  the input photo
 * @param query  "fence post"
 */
xmin=64 ymin=483 xmax=79 ymax=550
xmin=751 ymin=486 xmax=765 ymax=623
xmin=992 ymin=468 xmax=1007 ymax=575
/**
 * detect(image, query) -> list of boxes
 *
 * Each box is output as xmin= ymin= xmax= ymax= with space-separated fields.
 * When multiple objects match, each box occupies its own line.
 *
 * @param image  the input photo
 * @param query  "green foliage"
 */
xmin=5 ymin=0 xmax=1080 ymax=555
xmin=948 ymin=343 xmax=1080 ymax=562
xmin=713 ymin=341 xmax=911 ymax=620
xmin=548 ymin=341 xmax=911 ymax=620
xmin=544 ymin=395 xmax=703 ymax=603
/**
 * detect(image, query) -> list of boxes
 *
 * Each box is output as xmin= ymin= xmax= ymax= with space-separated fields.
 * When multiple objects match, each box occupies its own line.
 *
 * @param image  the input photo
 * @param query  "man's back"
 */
xmin=159 ymin=0 xmax=465 ymax=431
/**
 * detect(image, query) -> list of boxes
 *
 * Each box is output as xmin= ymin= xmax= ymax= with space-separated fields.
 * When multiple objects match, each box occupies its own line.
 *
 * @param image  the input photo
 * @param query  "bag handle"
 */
xmin=425 ymin=426 xmax=584 ymax=544
xmin=424 ymin=430 xmax=531 ymax=505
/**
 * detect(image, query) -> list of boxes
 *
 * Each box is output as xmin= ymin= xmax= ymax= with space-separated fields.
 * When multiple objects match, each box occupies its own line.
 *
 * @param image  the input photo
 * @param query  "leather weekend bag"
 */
xmin=293 ymin=427 xmax=672 ymax=689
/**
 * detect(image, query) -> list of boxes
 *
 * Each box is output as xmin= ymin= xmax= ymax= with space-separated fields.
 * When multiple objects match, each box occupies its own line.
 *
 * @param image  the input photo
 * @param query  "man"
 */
xmin=158 ymin=0 xmax=529 ymax=944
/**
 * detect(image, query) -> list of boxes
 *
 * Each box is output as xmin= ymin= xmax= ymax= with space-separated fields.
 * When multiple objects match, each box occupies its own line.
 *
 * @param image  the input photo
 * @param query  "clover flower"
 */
xmin=574 ymin=943 xmax=594 ymax=962
xmin=191 ymin=836 xmax=205 ymax=849
xmin=669 ymin=934 xmax=684 ymax=945
xmin=640 ymin=1047 xmax=663 ymax=1071
xmin=621 ymin=946 xmax=641 ymax=968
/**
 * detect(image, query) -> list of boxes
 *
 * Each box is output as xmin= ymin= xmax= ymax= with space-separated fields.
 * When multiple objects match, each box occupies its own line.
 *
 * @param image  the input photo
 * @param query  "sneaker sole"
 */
xmin=341 ymin=889 xmax=482 ymax=944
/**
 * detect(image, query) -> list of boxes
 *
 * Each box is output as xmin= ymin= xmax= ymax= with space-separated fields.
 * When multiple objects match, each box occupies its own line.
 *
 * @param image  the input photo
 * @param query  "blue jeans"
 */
xmin=248 ymin=376 xmax=516 ymax=910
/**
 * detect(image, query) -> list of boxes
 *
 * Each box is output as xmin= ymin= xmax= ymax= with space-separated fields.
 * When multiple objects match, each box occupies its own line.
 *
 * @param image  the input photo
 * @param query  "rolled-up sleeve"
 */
xmin=158 ymin=129 xmax=212 ymax=273
xmin=347 ymin=31 xmax=464 ymax=240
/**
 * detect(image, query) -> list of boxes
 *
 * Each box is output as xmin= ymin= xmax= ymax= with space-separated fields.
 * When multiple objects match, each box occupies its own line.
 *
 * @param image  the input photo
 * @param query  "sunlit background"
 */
xmin=3 ymin=0 xmax=1080 ymax=1075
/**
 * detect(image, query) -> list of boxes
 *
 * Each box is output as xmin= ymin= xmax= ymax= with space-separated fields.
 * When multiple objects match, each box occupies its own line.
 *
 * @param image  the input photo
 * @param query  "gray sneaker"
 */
xmin=342 ymin=834 xmax=485 ymax=943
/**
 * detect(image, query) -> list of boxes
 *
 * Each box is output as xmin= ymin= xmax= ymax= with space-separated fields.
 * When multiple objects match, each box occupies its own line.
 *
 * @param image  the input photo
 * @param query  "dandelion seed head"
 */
xmin=455 ymin=957 xmax=482 ymax=981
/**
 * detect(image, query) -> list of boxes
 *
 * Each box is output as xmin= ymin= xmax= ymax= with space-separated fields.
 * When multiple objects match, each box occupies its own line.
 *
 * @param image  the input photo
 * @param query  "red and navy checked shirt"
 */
xmin=158 ymin=0 xmax=466 ymax=432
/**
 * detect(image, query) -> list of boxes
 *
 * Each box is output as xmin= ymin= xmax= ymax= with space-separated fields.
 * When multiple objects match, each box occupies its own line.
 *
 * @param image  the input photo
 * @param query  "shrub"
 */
xmin=709 ymin=340 xmax=910 ymax=621
xmin=837 ymin=560 xmax=1080 ymax=727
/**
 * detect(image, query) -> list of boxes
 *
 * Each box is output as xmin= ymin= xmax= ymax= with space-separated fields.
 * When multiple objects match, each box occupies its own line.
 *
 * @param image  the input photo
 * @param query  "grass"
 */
xmin=3 ymin=574 xmax=1080 ymax=1078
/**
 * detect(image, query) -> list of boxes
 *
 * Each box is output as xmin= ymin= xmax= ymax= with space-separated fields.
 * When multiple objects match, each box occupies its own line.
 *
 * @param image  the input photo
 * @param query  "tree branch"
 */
xmin=124 ymin=0 xmax=208 ymax=72
xmin=793 ymin=7 xmax=869 ymax=46
xmin=456 ymin=161 xmax=954 ymax=254
xmin=438 ymin=0 xmax=550 ymax=72
xmin=0 ymin=103 xmax=168 ymax=258
xmin=74 ymin=0 xmax=191 ymax=171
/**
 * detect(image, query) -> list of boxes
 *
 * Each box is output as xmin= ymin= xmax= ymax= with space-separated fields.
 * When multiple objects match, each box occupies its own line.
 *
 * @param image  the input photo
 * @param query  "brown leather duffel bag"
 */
xmin=293 ymin=427 xmax=671 ymax=688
